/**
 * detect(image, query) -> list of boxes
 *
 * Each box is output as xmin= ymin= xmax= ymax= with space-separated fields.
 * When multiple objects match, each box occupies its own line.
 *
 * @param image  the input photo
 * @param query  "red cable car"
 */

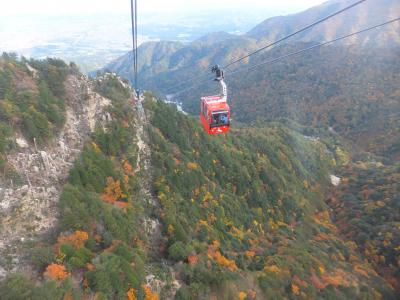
xmin=200 ymin=66 xmax=231 ymax=135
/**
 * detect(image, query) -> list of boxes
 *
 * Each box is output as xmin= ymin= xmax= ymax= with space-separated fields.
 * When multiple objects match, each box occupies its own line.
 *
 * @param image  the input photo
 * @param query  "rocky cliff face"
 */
xmin=0 ymin=72 xmax=112 ymax=277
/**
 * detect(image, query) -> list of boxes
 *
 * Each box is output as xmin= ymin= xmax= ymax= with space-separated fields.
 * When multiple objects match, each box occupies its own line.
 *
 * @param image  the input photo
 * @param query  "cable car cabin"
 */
xmin=200 ymin=95 xmax=230 ymax=135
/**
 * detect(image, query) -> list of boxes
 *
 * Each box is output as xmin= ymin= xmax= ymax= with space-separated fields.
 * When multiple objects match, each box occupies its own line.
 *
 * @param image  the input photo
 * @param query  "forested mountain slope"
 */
xmin=0 ymin=54 xmax=121 ymax=278
xmin=328 ymin=161 xmax=400 ymax=294
xmin=104 ymin=0 xmax=400 ymax=159
xmin=179 ymin=45 xmax=400 ymax=160
xmin=1 ymin=57 xmax=398 ymax=298
xmin=144 ymin=100 xmax=397 ymax=299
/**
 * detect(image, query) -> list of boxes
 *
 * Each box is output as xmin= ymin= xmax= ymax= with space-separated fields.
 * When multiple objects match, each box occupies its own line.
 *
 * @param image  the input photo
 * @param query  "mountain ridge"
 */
xmin=103 ymin=0 xmax=400 ymax=159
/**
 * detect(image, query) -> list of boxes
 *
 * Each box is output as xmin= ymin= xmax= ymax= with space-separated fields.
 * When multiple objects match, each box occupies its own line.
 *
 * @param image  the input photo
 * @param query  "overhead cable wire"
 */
xmin=171 ymin=17 xmax=400 ymax=96
xmin=130 ymin=0 xmax=138 ymax=92
xmin=135 ymin=0 xmax=138 ymax=91
xmin=164 ymin=0 xmax=367 ymax=94
xmin=228 ymin=17 xmax=400 ymax=76
xmin=222 ymin=0 xmax=367 ymax=69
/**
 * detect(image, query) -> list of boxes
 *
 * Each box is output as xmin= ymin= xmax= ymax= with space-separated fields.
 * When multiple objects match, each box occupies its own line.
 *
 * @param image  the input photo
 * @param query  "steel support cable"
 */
xmin=130 ymin=0 xmax=138 ymax=92
xmin=164 ymin=0 xmax=367 ymax=94
xmin=222 ymin=0 xmax=367 ymax=69
xmin=135 ymin=0 xmax=138 ymax=91
xmin=228 ymin=17 xmax=400 ymax=76
xmin=171 ymin=17 xmax=400 ymax=96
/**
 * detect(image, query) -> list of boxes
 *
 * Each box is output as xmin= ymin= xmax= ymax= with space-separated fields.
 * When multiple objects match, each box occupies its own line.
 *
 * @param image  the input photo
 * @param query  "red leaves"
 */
xmin=310 ymin=274 xmax=327 ymax=290
xmin=188 ymin=255 xmax=199 ymax=265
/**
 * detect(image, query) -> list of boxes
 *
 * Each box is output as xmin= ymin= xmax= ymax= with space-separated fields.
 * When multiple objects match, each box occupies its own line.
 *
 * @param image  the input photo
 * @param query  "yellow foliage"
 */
xmin=230 ymin=226 xmax=245 ymax=239
xmin=167 ymin=224 xmax=174 ymax=235
xmin=203 ymin=191 xmax=213 ymax=202
xmin=264 ymin=265 xmax=280 ymax=273
xmin=198 ymin=220 xmax=208 ymax=226
xmin=124 ymin=175 xmax=130 ymax=186
xmin=58 ymin=231 xmax=89 ymax=249
xmin=102 ymin=177 xmax=126 ymax=204
xmin=208 ymin=213 xmax=217 ymax=223
xmin=212 ymin=240 xmax=220 ymax=248
xmin=214 ymin=251 xmax=238 ymax=271
xmin=335 ymin=147 xmax=350 ymax=166
xmin=158 ymin=192 xmax=167 ymax=202
xmin=91 ymin=142 xmax=101 ymax=153
xmin=238 ymin=291 xmax=247 ymax=300
xmin=319 ymin=266 xmax=325 ymax=274
xmin=186 ymin=162 xmax=199 ymax=170
xmin=245 ymin=251 xmax=256 ymax=259
xmin=291 ymin=284 xmax=300 ymax=295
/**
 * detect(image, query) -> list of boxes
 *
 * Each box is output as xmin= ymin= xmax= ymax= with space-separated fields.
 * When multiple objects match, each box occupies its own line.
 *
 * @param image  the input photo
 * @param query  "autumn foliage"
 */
xmin=207 ymin=241 xmax=238 ymax=271
xmin=127 ymin=288 xmax=138 ymax=300
xmin=44 ymin=263 xmax=69 ymax=281
xmin=101 ymin=177 xmax=126 ymax=204
xmin=57 ymin=230 xmax=89 ymax=248
xmin=143 ymin=285 xmax=158 ymax=300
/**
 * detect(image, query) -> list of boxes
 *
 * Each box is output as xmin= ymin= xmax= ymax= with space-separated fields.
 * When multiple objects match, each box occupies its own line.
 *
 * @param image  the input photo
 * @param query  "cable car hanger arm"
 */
xmin=212 ymin=65 xmax=227 ymax=103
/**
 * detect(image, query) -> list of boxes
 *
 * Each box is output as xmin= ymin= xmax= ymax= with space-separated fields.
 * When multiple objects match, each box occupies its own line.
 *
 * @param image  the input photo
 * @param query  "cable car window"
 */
xmin=211 ymin=111 xmax=229 ymax=127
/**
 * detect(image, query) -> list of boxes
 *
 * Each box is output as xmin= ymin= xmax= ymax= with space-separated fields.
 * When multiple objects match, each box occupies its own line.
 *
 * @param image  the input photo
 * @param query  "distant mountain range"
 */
xmin=104 ymin=0 xmax=400 ymax=159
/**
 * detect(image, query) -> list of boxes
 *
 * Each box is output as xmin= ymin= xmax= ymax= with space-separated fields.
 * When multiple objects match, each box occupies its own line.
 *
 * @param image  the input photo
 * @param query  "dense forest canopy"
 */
xmin=0 ymin=0 xmax=399 ymax=298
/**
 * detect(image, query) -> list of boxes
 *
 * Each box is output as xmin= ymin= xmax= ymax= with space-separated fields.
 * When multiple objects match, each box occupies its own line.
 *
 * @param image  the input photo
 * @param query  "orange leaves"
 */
xmin=193 ymin=187 xmax=200 ymax=197
xmin=44 ymin=263 xmax=69 ymax=281
xmin=94 ymin=234 xmax=102 ymax=243
xmin=314 ymin=232 xmax=331 ymax=241
xmin=86 ymin=263 xmax=95 ymax=271
xmin=292 ymin=275 xmax=308 ymax=288
xmin=102 ymin=177 xmax=126 ymax=204
xmin=202 ymin=191 xmax=213 ymax=203
xmin=264 ymin=265 xmax=280 ymax=274
xmin=244 ymin=250 xmax=256 ymax=259
xmin=291 ymin=284 xmax=300 ymax=295
xmin=127 ymin=288 xmax=138 ymax=300
xmin=238 ymin=290 xmax=256 ymax=299
xmin=353 ymin=264 xmax=369 ymax=277
xmin=310 ymin=269 xmax=350 ymax=290
xmin=186 ymin=162 xmax=199 ymax=170
xmin=214 ymin=251 xmax=238 ymax=271
xmin=310 ymin=274 xmax=327 ymax=289
xmin=312 ymin=211 xmax=337 ymax=232
xmin=247 ymin=290 xmax=257 ymax=299
xmin=207 ymin=240 xmax=238 ymax=272
xmin=321 ymin=272 xmax=349 ymax=288
xmin=63 ymin=293 xmax=73 ymax=300
xmin=123 ymin=161 xmax=133 ymax=175
xmin=122 ymin=119 xmax=130 ymax=128
xmin=188 ymin=255 xmax=199 ymax=265
xmin=58 ymin=230 xmax=89 ymax=249
xmin=104 ymin=240 xmax=121 ymax=253
xmin=143 ymin=285 xmax=158 ymax=300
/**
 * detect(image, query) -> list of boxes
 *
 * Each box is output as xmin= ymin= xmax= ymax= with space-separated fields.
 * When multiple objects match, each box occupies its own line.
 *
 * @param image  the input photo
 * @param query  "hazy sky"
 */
xmin=1 ymin=0 xmax=328 ymax=16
